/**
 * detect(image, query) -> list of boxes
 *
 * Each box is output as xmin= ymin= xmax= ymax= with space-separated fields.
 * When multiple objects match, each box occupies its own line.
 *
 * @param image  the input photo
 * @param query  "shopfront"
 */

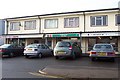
xmin=5 ymin=34 xmax=44 ymax=47
xmin=82 ymin=32 xmax=120 ymax=54
xmin=45 ymin=33 xmax=81 ymax=49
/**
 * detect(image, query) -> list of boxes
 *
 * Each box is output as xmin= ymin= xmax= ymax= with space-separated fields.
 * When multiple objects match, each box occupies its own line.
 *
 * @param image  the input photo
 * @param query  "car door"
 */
xmin=44 ymin=44 xmax=52 ymax=56
xmin=40 ymin=44 xmax=47 ymax=56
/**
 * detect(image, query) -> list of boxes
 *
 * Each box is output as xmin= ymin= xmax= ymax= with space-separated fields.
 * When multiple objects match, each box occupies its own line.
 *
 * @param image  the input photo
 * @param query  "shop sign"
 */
xmin=5 ymin=36 xmax=18 ymax=38
xmin=47 ymin=33 xmax=80 ymax=37
xmin=82 ymin=32 xmax=119 ymax=37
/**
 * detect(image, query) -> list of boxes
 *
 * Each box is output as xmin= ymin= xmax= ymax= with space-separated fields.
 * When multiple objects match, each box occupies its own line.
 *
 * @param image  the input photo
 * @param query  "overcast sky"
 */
xmin=0 ymin=0 xmax=120 ymax=19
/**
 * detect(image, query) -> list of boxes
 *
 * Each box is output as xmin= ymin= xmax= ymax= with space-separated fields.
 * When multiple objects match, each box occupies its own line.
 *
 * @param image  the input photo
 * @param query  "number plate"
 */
xmin=98 ymin=52 xmax=106 ymax=56
xmin=58 ymin=51 xmax=66 ymax=54
xmin=28 ymin=49 xmax=32 ymax=51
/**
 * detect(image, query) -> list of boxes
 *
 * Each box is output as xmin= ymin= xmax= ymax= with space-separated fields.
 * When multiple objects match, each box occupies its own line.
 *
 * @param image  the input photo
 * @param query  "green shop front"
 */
xmin=45 ymin=33 xmax=81 ymax=49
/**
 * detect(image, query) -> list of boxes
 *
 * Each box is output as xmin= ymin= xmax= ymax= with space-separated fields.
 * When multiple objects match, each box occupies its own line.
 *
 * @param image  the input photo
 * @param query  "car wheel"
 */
xmin=9 ymin=53 xmax=14 ymax=57
xmin=25 ymin=55 xmax=29 ymax=58
xmin=91 ymin=57 xmax=96 ymax=61
xmin=110 ymin=58 xmax=115 ymax=62
xmin=38 ymin=53 xmax=42 ymax=58
xmin=72 ymin=51 xmax=76 ymax=60
xmin=55 ymin=56 xmax=59 ymax=59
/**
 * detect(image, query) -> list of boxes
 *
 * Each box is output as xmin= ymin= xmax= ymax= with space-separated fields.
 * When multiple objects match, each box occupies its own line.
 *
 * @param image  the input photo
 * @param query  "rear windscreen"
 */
xmin=94 ymin=45 xmax=113 ymax=50
xmin=26 ymin=44 xmax=38 ymax=48
xmin=56 ymin=42 xmax=71 ymax=47
xmin=0 ymin=44 xmax=11 ymax=48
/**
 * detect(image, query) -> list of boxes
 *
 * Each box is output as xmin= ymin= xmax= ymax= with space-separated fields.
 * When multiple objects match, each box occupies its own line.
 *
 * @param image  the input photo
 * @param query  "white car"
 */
xmin=24 ymin=43 xmax=53 ymax=58
xmin=89 ymin=44 xmax=115 ymax=61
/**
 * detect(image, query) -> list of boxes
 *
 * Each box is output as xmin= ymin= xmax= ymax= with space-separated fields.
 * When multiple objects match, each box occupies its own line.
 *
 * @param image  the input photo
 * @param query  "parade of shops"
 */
xmin=3 ymin=8 xmax=120 ymax=54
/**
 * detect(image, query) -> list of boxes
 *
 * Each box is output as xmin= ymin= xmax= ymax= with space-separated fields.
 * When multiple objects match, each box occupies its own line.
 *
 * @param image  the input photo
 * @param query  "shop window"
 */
xmin=47 ymin=40 xmax=52 ymax=47
xmin=110 ymin=37 xmax=118 ymax=51
xmin=88 ymin=38 xmax=96 ymax=51
xmin=34 ymin=40 xmax=39 ymax=43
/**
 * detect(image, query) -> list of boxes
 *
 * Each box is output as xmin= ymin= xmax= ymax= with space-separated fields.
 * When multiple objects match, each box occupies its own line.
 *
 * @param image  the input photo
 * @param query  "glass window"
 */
xmin=45 ymin=19 xmax=58 ymax=29
xmin=24 ymin=20 xmax=36 ymax=30
xmin=90 ymin=15 xmax=107 ymax=26
xmin=10 ymin=22 xmax=21 ymax=31
xmin=115 ymin=14 xmax=120 ymax=25
xmin=56 ymin=42 xmax=71 ymax=47
xmin=64 ymin=17 xmax=79 ymax=28
xmin=88 ymin=38 xmax=96 ymax=51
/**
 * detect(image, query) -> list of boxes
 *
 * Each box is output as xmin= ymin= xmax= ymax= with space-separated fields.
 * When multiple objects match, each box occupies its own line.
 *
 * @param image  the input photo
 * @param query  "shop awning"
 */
xmin=46 ymin=33 xmax=80 ymax=37
xmin=3 ymin=34 xmax=44 ymax=38
xmin=82 ymin=32 xmax=119 ymax=37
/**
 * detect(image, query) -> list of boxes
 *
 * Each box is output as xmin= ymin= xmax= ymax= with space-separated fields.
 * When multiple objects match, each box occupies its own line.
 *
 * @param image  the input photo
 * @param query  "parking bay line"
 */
xmin=28 ymin=72 xmax=64 ymax=78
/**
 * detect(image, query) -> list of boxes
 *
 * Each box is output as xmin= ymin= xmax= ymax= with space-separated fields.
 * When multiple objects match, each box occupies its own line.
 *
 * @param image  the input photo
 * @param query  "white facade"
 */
xmin=4 ymin=8 xmax=120 ymax=54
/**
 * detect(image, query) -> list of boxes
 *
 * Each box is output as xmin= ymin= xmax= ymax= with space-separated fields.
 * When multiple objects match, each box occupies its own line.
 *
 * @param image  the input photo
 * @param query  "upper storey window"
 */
xmin=90 ymin=15 xmax=108 ymax=26
xmin=64 ymin=17 xmax=79 ymax=28
xmin=45 ymin=19 xmax=58 ymax=29
xmin=10 ymin=22 xmax=21 ymax=31
xmin=24 ymin=20 xmax=36 ymax=30
xmin=115 ymin=14 xmax=120 ymax=25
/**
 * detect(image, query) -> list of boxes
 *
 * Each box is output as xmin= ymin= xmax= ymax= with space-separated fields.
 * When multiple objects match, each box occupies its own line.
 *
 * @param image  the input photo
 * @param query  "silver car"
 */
xmin=24 ymin=43 xmax=53 ymax=58
xmin=54 ymin=41 xmax=82 ymax=59
xmin=89 ymin=44 xmax=115 ymax=61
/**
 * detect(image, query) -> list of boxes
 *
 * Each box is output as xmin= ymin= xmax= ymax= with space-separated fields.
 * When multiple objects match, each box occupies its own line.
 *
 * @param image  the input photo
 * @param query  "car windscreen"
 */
xmin=56 ymin=42 xmax=71 ymax=47
xmin=94 ymin=44 xmax=113 ymax=50
xmin=26 ymin=44 xmax=38 ymax=48
xmin=0 ymin=44 xmax=11 ymax=48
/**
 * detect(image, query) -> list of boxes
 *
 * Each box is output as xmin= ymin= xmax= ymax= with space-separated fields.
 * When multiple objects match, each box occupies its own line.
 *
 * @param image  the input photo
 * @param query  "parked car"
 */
xmin=24 ymin=43 xmax=53 ymax=58
xmin=0 ymin=44 xmax=24 ymax=57
xmin=54 ymin=41 xmax=82 ymax=59
xmin=89 ymin=43 xmax=115 ymax=61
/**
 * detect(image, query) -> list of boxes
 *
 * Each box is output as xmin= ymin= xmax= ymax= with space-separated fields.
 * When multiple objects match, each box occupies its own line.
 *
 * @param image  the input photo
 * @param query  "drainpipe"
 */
xmin=38 ymin=16 xmax=41 ymax=34
xmin=83 ymin=12 xmax=86 ymax=54
xmin=5 ymin=19 xmax=8 ymax=44
xmin=83 ymin=12 xmax=86 ymax=32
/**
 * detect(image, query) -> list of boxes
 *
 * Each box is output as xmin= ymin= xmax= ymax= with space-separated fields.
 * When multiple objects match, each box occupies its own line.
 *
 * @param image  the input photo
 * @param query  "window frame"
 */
xmin=10 ymin=22 xmax=21 ymax=31
xmin=44 ymin=19 xmax=58 ymax=29
xmin=24 ymin=20 xmax=36 ymax=30
xmin=115 ymin=14 xmax=120 ymax=26
xmin=90 ymin=15 xmax=108 ymax=27
xmin=64 ymin=17 xmax=79 ymax=28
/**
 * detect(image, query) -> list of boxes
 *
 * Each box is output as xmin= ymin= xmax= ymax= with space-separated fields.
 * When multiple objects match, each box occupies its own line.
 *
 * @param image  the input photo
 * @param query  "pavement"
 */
xmin=39 ymin=65 xmax=119 ymax=79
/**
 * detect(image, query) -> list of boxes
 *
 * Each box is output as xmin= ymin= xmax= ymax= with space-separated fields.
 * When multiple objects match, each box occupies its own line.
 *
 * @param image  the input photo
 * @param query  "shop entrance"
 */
xmin=88 ymin=37 xmax=118 ymax=51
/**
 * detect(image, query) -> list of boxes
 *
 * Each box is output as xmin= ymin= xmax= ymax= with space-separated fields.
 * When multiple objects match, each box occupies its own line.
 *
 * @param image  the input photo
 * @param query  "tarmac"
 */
xmin=39 ymin=65 xmax=119 ymax=79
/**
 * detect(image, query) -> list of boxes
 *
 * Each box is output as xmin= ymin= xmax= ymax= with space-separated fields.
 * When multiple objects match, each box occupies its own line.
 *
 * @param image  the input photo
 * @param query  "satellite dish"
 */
xmin=118 ymin=1 xmax=120 ymax=9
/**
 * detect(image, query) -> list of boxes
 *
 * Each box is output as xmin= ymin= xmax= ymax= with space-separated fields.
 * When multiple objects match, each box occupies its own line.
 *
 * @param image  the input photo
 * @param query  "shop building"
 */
xmin=4 ymin=16 xmax=45 ymax=47
xmin=4 ymin=8 xmax=120 ymax=54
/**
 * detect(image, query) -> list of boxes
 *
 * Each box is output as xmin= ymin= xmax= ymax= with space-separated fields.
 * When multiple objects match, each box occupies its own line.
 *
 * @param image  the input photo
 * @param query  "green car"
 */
xmin=0 ymin=44 xmax=24 ymax=57
xmin=54 ymin=41 xmax=82 ymax=59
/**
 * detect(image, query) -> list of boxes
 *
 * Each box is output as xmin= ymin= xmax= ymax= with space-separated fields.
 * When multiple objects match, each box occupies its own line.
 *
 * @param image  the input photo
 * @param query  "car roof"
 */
xmin=28 ymin=43 xmax=45 ymax=45
xmin=94 ymin=43 xmax=112 ymax=45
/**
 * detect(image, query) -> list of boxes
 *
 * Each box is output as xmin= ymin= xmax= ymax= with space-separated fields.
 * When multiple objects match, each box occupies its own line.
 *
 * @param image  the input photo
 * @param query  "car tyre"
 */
xmin=110 ymin=58 xmax=115 ymax=62
xmin=38 ymin=53 xmax=42 ymax=58
xmin=55 ymin=56 xmax=59 ymax=59
xmin=91 ymin=57 xmax=96 ymax=61
xmin=25 ymin=55 xmax=29 ymax=58
xmin=72 ymin=51 xmax=76 ymax=60
xmin=9 ymin=53 xmax=14 ymax=57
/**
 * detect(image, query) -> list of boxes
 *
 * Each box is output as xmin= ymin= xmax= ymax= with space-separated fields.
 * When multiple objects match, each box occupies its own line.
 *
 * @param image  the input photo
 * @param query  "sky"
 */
xmin=0 ymin=0 xmax=120 ymax=19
